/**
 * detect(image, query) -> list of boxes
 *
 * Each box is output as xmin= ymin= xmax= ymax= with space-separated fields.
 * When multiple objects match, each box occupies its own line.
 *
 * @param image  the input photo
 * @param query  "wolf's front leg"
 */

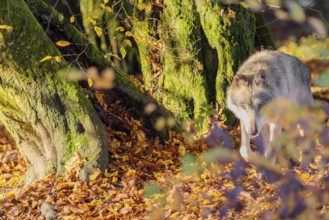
xmin=264 ymin=122 xmax=282 ymax=163
xmin=239 ymin=121 xmax=253 ymax=162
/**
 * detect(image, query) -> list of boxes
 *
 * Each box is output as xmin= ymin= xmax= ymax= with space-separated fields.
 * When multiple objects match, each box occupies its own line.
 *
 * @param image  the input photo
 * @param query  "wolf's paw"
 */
xmin=264 ymin=150 xmax=276 ymax=164
xmin=239 ymin=147 xmax=256 ymax=162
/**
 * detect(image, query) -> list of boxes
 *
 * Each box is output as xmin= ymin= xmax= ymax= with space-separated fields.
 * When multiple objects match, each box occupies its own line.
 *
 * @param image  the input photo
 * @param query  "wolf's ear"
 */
xmin=254 ymin=71 xmax=266 ymax=85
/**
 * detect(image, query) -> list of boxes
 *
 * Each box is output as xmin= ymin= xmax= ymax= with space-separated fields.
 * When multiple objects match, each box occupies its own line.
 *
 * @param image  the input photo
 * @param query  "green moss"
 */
xmin=196 ymin=2 xmax=254 ymax=122
xmin=0 ymin=0 xmax=109 ymax=179
xmin=133 ymin=1 xmax=255 ymax=130
xmin=0 ymin=0 xmax=66 ymax=77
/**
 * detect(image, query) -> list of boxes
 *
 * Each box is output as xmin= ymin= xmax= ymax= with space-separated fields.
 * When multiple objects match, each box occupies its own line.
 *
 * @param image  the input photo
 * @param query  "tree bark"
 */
xmin=133 ymin=1 xmax=255 ymax=130
xmin=0 ymin=0 xmax=177 ymax=183
xmin=0 ymin=0 xmax=110 ymax=183
xmin=26 ymin=0 xmax=174 ymax=135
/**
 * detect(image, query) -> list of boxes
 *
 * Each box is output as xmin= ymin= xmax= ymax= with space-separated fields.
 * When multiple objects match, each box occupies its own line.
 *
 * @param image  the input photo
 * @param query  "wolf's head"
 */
xmin=227 ymin=71 xmax=274 ymax=138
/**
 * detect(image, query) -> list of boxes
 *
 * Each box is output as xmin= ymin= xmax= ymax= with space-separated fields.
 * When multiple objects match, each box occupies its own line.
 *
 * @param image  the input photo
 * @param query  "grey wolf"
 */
xmin=226 ymin=50 xmax=313 ymax=163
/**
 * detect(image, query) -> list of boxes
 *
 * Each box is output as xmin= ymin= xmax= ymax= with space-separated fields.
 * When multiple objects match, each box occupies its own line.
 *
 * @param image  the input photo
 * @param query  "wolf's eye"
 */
xmin=241 ymin=105 xmax=247 ymax=109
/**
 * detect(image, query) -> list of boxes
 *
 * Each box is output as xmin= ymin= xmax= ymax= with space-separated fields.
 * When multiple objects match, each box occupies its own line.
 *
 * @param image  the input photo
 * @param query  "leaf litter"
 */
xmin=1 ymin=110 xmax=329 ymax=219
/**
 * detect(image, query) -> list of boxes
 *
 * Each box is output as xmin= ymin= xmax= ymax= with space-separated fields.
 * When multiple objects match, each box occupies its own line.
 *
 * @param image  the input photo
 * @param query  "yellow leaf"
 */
xmin=88 ymin=77 xmax=93 ymax=87
xmin=88 ymin=200 xmax=103 ymax=206
xmin=89 ymin=169 xmax=101 ymax=181
xmin=94 ymin=26 xmax=103 ymax=37
xmin=88 ymin=17 xmax=97 ymax=25
xmin=116 ymin=26 xmax=125 ymax=32
xmin=40 ymin=55 xmax=53 ymax=62
xmin=120 ymin=47 xmax=126 ymax=59
xmin=105 ymin=6 xmax=112 ymax=13
xmin=0 ymin=25 xmax=13 ymax=31
xmin=170 ymin=212 xmax=180 ymax=218
xmin=55 ymin=40 xmax=71 ymax=47
xmin=124 ymin=39 xmax=132 ymax=47
xmin=54 ymin=56 xmax=62 ymax=63
xmin=125 ymin=31 xmax=133 ymax=37
xmin=100 ymin=3 xmax=106 ymax=9
xmin=103 ymin=0 xmax=109 ymax=3
xmin=70 ymin=16 xmax=75 ymax=23
xmin=5 ymin=191 xmax=16 ymax=200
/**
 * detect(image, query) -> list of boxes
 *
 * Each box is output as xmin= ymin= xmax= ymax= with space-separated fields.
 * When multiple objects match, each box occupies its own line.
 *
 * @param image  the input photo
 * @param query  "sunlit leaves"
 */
xmin=69 ymin=16 xmax=75 ymax=23
xmin=88 ymin=17 xmax=97 ymax=26
xmin=94 ymin=26 xmax=103 ymax=37
xmin=88 ymin=77 xmax=93 ymax=87
xmin=2 ymin=96 xmax=329 ymax=219
xmin=55 ymin=40 xmax=71 ymax=47
xmin=40 ymin=55 xmax=62 ymax=63
xmin=54 ymin=56 xmax=62 ymax=63
xmin=125 ymin=31 xmax=133 ymax=37
xmin=40 ymin=55 xmax=53 ymax=62
xmin=100 ymin=3 xmax=112 ymax=13
xmin=0 ymin=24 xmax=13 ymax=31
xmin=124 ymin=39 xmax=132 ymax=47
xmin=116 ymin=26 xmax=125 ymax=32
xmin=120 ymin=46 xmax=127 ymax=59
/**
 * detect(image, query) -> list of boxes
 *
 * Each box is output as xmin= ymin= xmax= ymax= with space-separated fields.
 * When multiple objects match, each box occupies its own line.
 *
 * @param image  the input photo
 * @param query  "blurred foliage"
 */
xmin=278 ymin=36 xmax=329 ymax=87
xmin=280 ymin=36 xmax=329 ymax=61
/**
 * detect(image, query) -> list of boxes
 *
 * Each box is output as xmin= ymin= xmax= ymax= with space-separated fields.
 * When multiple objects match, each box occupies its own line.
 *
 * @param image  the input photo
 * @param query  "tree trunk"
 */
xmin=133 ymin=1 xmax=255 ymax=130
xmin=0 ymin=0 xmax=177 ymax=183
xmin=0 ymin=0 xmax=110 ymax=183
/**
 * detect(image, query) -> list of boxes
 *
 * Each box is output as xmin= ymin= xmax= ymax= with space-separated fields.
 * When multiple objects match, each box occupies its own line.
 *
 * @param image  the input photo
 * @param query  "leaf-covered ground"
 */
xmin=1 ymin=37 xmax=329 ymax=219
xmin=1 ymin=111 xmax=329 ymax=219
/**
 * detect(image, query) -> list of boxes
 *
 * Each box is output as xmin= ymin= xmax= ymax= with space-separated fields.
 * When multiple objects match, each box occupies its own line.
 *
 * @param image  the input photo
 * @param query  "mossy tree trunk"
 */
xmin=133 ymin=1 xmax=255 ymax=130
xmin=0 ymin=0 xmax=108 ymax=183
xmin=0 ymin=0 xmax=175 ymax=183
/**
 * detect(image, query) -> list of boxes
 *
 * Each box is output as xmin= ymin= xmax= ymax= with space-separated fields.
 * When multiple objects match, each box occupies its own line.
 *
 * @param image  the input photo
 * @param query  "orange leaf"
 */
xmin=56 ymin=40 xmax=71 ymax=47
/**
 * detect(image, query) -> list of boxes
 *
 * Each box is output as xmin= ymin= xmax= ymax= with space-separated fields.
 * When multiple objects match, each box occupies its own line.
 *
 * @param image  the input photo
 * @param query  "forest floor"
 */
xmin=1 ymin=37 xmax=329 ymax=219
